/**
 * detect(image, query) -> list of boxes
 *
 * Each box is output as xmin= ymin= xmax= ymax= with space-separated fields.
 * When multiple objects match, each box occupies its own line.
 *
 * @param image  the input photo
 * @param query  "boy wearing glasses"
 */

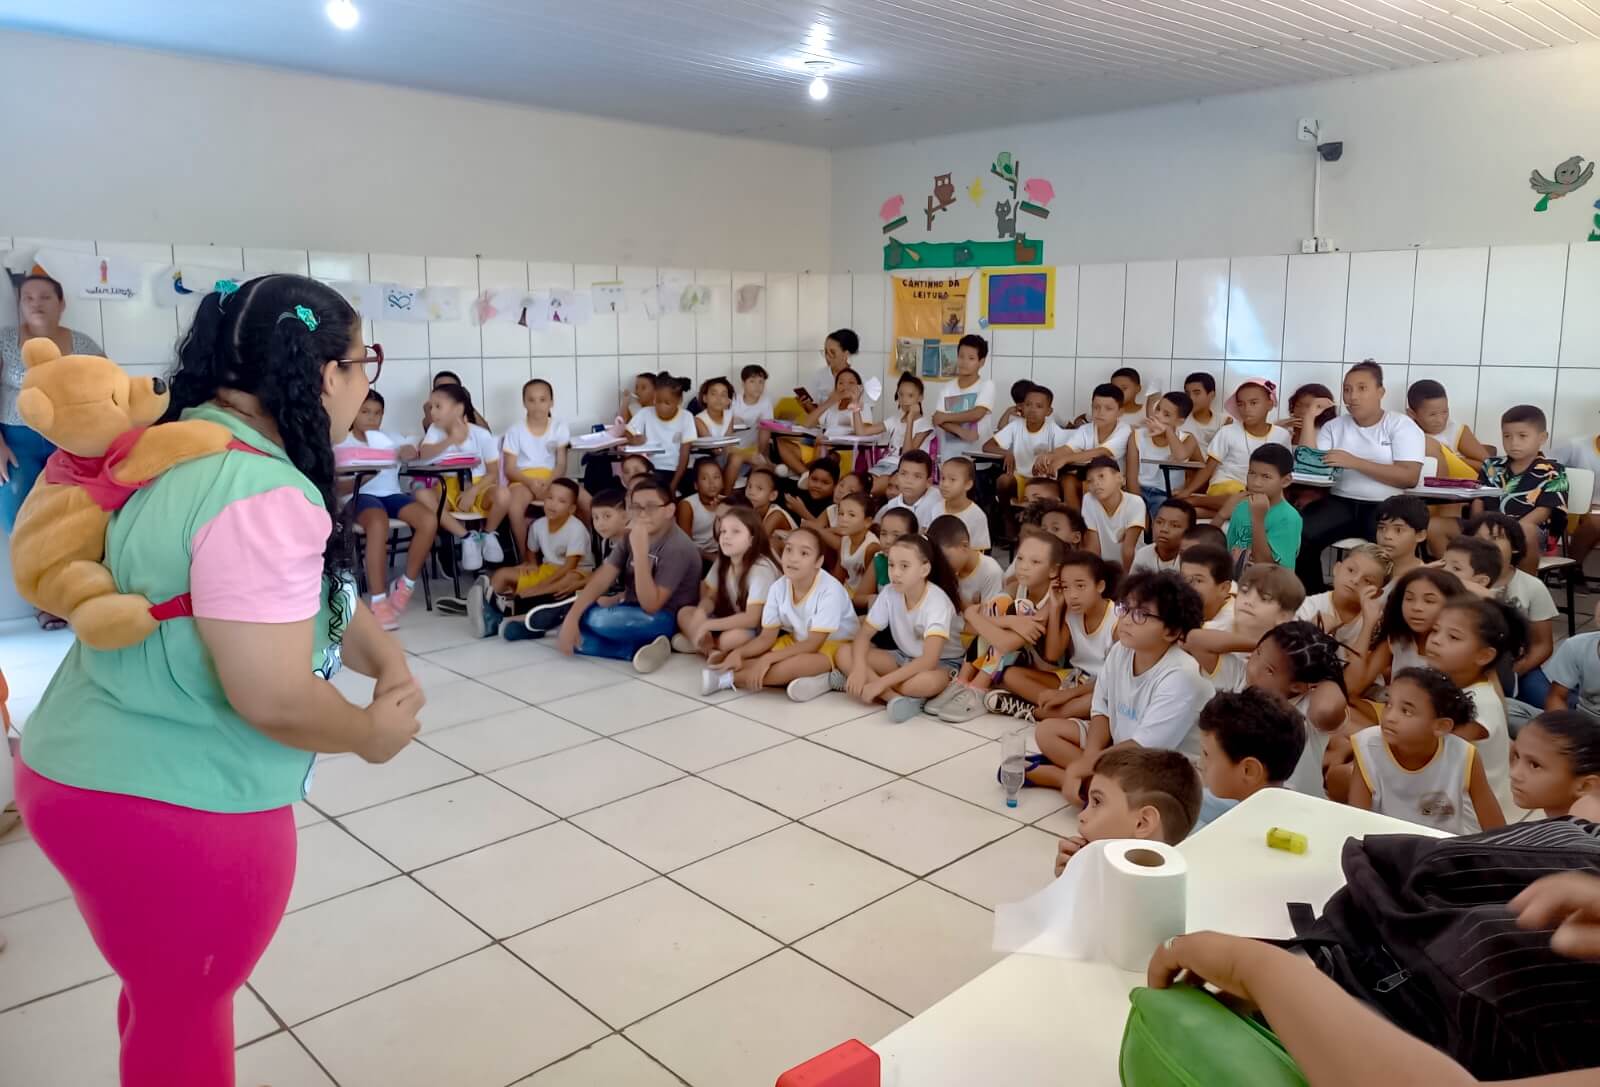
xmin=550 ymin=478 xmax=703 ymax=673
xmin=1030 ymin=571 xmax=1210 ymax=799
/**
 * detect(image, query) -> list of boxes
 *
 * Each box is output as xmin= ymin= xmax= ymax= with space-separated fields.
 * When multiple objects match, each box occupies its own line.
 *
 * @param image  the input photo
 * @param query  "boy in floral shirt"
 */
xmin=1472 ymin=404 xmax=1567 ymax=574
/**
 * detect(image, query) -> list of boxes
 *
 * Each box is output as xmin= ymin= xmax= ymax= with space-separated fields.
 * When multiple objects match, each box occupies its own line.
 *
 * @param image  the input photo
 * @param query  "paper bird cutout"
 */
xmin=1530 ymin=155 xmax=1594 ymax=211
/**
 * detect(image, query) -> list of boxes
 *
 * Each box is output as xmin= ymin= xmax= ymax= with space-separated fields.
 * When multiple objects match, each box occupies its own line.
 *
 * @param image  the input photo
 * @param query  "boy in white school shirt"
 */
xmin=1173 ymin=379 xmax=1290 ymax=517
xmin=1110 ymin=366 xmax=1151 ymax=429
xmin=1035 ymin=383 xmax=1134 ymax=507
xmin=1081 ymin=456 xmax=1147 ymax=571
xmin=929 ymin=334 xmax=996 ymax=461
xmin=1179 ymin=371 xmax=1227 ymax=450
xmin=986 ymin=381 xmax=1070 ymax=499
xmin=1130 ymin=499 xmax=1197 ymax=574
xmin=880 ymin=449 xmax=942 ymax=529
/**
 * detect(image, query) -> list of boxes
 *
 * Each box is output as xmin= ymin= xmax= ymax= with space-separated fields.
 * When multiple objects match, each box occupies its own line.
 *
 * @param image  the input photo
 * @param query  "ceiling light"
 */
xmin=326 ymin=0 xmax=360 ymax=30
xmin=806 ymin=60 xmax=831 ymax=102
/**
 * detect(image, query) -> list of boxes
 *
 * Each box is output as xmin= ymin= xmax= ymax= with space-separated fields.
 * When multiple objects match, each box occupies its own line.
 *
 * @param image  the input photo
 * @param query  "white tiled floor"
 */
xmin=0 ymin=608 xmax=1067 ymax=1086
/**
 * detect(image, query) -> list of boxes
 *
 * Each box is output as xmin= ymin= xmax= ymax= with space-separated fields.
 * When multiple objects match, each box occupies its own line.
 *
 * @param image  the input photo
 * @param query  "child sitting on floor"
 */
xmin=1039 ymin=571 xmax=1211 ymax=795
xmin=1180 ymin=545 xmax=1236 ymax=631
xmin=1425 ymin=596 xmax=1527 ymax=820
xmin=1349 ymin=666 xmax=1506 ymax=834
xmin=1510 ymin=710 xmax=1600 ymax=818
xmin=1462 ymin=511 xmax=1558 ymax=705
xmin=929 ymin=514 xmax=1004 ymax=609
xmin=837 ymin=534 xmax=965 ymax=720
xmin=1054 ymin=747 xmax=1203 ymax=876
xmin=855 ymin=505 xmax=915 ymax=612
xmin=468 ymin=477 xmax=591 ymax=639
xmin=1197 ymin=688 xmax=1308 ymax=806
xmin=1539 ymin=600 xmax=1600 ymax=715
xmin=1022 ymin=476 xmax=1064 ymax=505
xmin=337 ymin=389 xmax=435 ymax=629
xmin=1021 ymin=499 xmax=1086 ymax=552
xmin=989 ymin=548 xmax=1118 ymax=723
xmin=744 ymin=466 xmax=796 ymax=550
xmin=880 ymin=449 xmax=942 ymax=527
xmin=1223 ymin=443 xmax=1301 ymax=570
xmin=932 ymin=456 xmax=991 ymax=551
xmin=677 ymin=459 xmax=724 ymax=562
xmin=1131 ymin=498 xmax=1195 ymax=575
xmin=705 ymin=526 xmax=857 ymax=702
xmin=1344 ymin=566 xmax=1464 ymax=704
xmin=928 ymin=528 xmax=1064 ymax=723
xmin=680 ymin=505 xmax=779 ymax=665
xmin=833 ymin=493 xmax=880 ymax=590
xmin=1183 ymin=562 xmax=1305 ymax=691
xmin=1081 ymin=455 xmax=1146 ymax=569
xmin=1296 ymin=542 xmax=1392 ymax=644
xmin=1373 ymin=495 xmax=1429 ymax=580
xmin=1246 ymin=620 xmax=1350 ymax=798
xmin=1440 ymin=534 xmax=1503 ymax=596
xmin=784 ymin=457 xmax=841 ymax=528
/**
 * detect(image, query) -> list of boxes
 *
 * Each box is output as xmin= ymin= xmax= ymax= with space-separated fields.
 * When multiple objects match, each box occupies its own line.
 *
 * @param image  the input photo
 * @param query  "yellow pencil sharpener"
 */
xmin=1266 ymin=827 xmax=1307 ymax=854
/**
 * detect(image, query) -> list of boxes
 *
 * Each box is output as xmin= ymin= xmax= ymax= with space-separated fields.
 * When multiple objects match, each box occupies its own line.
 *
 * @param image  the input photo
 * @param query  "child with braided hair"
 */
xmin=1348 ymin=666 xmax=1505 ymax=833
xmin=1244 ymin=621 xmax=1351 ymax=798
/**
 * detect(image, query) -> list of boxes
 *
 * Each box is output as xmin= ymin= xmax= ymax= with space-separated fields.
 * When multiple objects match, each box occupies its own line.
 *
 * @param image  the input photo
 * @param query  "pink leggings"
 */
xmin=15 ymin=759 xmax=297 ymax=1086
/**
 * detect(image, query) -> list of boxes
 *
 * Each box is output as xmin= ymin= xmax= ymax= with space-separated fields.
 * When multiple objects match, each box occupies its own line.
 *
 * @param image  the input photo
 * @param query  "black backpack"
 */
xmin=1285 ymin=818 xmax=1600 ymax=1080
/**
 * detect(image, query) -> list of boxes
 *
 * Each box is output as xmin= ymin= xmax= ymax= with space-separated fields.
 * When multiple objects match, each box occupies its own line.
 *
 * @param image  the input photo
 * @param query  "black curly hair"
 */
xmin=1197 ymin=689 xmax=1308 ymax=784
xmin=1257 ymin=620 xmax=1348 ymax=694
xmin=1375 ymin=566 xmax=1464 ymax=649
xmin=167 ymin=274 xmax=362 ymax=631
xmin=1119 ymin=570 xmax=1205 ymax=635
xmin=1462 ymin=510 xmax=1528 ymax=568
xmin=1391 ymin=666 xmax=1477 ymax=726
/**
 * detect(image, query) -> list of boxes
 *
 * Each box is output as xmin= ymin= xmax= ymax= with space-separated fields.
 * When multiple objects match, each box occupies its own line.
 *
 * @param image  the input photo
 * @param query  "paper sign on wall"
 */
xmin=592 ymin=281 xmax=628 ymax=315
xmin=521 ymin=289 xmax=551 ymax=330
xmin=981 ymin=267 xmax=1056 ymax=329
xmin=680 ymin=284 xmax=713 ymax=315
xmin=736 ymin=283 xmax=763 ymax=313
xmin=546 ymin=288 xmax=593 ymax=326
xmin=421 ymin=285 xmax=463 ymax=322
xmin=152 ymin=262 xmax=243 ymax=307
xmin=892 ymin=274 xmax=970 ymax=380
xmin=34 ymin=248 xmax=141 ymax=301
xmin=473 ymin=286 xmax=526 ymax=325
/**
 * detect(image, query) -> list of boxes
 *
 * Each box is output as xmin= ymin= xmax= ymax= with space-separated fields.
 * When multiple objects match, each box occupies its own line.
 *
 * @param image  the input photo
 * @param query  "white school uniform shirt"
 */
xmin=866 ymin=583 xmax=965 ymax=661
xmin=875 ymin=412 xmax=934 ymax=475
xmin=761 ymin=571 xmax=859 ymax=641
xmin=1133 ymin=427 xmax=1189 ymax=491
xmin=502 ymin=417 xmax=571 ymax=473
xmin=1064 ymin=420 xmax=1133 ymax=474
xmin=1315 ymin=412 xmax=1427 ymax=501
xmin=1500 ymin=569 xmax=1559 ymax=624
xmin=1209 ymin=651 xmax=1249 ymax=693
xmin=696 ymin=409 xmax=734 ymax=438
xmin=1206 ymin=423 xmax=1291 ymax=488
xmin=1295 ymin=592 xmax=1364 ymax=646
xmin=1352 ymin=729 xmax=1479 ymax=834
xmin=1180 ymin=410 xmax=1229 ymax=451
xmin=1466 ymin=678 xmax=1522 ymax=822
xmin=1082 ymin=491 xmax=1147 ymax=563
xmin=731 ymin=393 xmax=774 ymax=433
xmin=958 ymin=554 xmax=1006 ymax=608
xmin=1285 ymin=692 xmax=1331 ymax=800
xmin=992 ymin=418 xmax=1071 ymax=476
xmin=530 ymin=515 xmax=593 ymax=572
xmin=704 ymin=556 xmax=780 ymax=612
xmin=1202 ymin=595 xmax=1236 ymax=632
xmin=337 ymin=430 xmax=404 ymax=497
xmin=1436 ymin=418 xmax=1471 ymax=455
xmin=1091 ymin=642 xmax=1212 ymax=759
xmin=683 ymin=493 xmax=719 ymax=555
xmin=931 ymin=377 xmax=997 ymax=459
xmin=806 ymin=364 xmax=879 ymax=407
xmin=1129 ymin=543 xmax=1181 ymax=575
xmin=839 ymin=530 xmax=879 ymax=585
xmin=881 ymin=488 xmax=943 ymax=532
xmin=1066 ymin=604 xmax=1118 ymax=677
xmin=633 ymin=406 xmax=699 ymax=471
xmin=933 ymin=499 xmax=991 ymax=551
xmin=421 ymin=423 xmax=500 ymax=482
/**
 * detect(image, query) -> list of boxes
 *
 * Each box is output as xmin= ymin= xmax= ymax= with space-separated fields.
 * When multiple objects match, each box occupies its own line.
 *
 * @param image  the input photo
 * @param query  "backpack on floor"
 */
xmin=1284 ymin=818 xmax=1600 ymax=1081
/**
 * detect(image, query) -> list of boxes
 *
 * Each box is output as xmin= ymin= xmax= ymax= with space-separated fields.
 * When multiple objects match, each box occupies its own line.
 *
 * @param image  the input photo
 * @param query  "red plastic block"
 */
xmin=775 ymin=1039 xmax=880 ymax=1087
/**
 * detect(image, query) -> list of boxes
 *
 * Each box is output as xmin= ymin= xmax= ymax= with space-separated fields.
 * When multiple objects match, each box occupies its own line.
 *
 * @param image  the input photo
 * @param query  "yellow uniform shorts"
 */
xmin=773 ymin=633 xmax=844 ymax=664
xmin=515 ymin=563 xmax=564 ymax=594
xmin=443 ymin=474 xmax=495 ymax=514
xmin=1206 ymin=479 xmax=1246 ymax=497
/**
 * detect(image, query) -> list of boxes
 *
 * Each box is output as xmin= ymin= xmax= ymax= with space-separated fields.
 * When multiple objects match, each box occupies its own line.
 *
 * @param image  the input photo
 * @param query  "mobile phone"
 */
xmin=794 ymin=386 xmax=817 ymax=409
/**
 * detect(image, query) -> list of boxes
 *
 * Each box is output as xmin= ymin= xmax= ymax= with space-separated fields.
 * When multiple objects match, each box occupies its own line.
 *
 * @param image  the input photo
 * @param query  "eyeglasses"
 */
xmin=628 ymin=501 xmax=667 ymax=514
xmin=1115 ymin=603 xmax=1158 ymax=626
xmin=339 ymin=343 xmax=384 ymax=385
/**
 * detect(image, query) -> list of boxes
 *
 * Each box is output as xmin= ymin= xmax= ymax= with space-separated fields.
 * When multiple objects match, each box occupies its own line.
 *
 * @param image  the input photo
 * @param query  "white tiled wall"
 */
xmin=833 ymin=245 xmax=1600 ymax=449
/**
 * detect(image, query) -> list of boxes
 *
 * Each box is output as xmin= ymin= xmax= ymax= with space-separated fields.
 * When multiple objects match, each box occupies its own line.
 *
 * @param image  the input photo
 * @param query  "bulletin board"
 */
xmin=892 ymin=273 xmax=970 ymax=379
xmin=980 ymin=267 xmax=1055 ymax=330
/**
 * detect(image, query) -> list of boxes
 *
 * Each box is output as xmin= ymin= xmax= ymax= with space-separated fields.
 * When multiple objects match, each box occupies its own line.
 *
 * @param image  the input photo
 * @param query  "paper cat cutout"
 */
xmin=996 ymin=199 xmax=1017 ymax=239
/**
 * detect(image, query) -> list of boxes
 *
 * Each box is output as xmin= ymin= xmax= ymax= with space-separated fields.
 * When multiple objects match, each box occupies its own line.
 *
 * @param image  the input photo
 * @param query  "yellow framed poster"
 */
xmin=980 ymin=266 xmax=1056 ymax=330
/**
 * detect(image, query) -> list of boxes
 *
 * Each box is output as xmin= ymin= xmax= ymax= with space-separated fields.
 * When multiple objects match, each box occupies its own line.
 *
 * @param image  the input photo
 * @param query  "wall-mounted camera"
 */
xmin=1317 ymin=141 xmax=1344 ymax=162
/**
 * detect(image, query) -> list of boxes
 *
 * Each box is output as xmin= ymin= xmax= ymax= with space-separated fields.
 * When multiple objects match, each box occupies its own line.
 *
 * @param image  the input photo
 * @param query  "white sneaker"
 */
xmin=480 ymin=531 xmax=505 ymax=564
xmin=786 ymin=673 xmax=831 ymax=702
xmin=632 ymin=635 xmax=672 ymax=674
xmin=701 ymin=667 xmax=728 ymax=696
xmin=459 ymin=532 xmax=484 ymax=572
xmin=672 ymin=633 xmax=697 ymax=654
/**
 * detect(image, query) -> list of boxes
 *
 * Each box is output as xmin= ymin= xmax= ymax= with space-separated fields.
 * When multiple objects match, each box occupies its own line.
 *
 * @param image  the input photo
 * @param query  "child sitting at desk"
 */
xmin=694 ymin=375 xmax=752 ymax=498
xmin=1110 ymin=366 xmax=1150 ymax=430
xmin=502 ymin=378 xmax=570 ymax=562
xmin=1035 ymin=384 xmax=1133 ymax=505
xmin=1471 ymin=404 xmax=1568 ymax=574
xmin=1179 ymin=371 xmax=1226 ymax=450
xmin=1130 ymin=499 xmax=1196 ymax=574
xmin=626 ymin=371 xmax=697 ymax=495
xmin=467 ymin=478 xmax=591 ymax=639
xmin=929 ymin=333 xmax=996 ymax=460
xmin=413 ymin=383 xmax=508 ymax=573
xmin=1054 ymin=746 xmax=1203 ymax=876
xmin=860 ymin=372 xmax=932 ymax=495
xmin=1406 ymin=378 xmax=1489 ymax=478
xmin=1197 ymin=688 xmax=1308 ymax=808
xmin=986 ymin=382 xmax=1069 ymax=498
xmin=337 ymin=389 xmax=435 ymax=630
xmin=1173 ymin=380 xmax=1291 ymax=517
xmin=1127 ymin=390 xmax=1201 ymax=516
xmin=742 ymin=466 xmax=795 ymax=549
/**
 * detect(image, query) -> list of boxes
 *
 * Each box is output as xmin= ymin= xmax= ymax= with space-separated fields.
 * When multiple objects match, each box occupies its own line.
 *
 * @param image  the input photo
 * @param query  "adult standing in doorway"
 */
xmin=1294 ymin=360 xmax=1425 ymax=591
xmin=0 ymin=273 xmax=105 ymax=627
xmin=13 ymin=275 xmax=422 ymax=1085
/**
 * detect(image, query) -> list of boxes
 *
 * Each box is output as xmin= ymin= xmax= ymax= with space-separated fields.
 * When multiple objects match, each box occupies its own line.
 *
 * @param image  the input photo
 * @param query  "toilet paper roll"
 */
xmin=992 ymin=839 xmax=1187 ymax=973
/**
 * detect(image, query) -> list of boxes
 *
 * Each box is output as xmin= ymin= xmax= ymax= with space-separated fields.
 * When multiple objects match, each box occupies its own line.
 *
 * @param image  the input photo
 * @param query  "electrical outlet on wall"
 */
xmin=1316 ymin=237 xmax=1334 ymax=253
xmin=1300 ymin=238 xmax=1317 ymax=254
xmin=1297 ymin=117 xmax=1319 ymax=142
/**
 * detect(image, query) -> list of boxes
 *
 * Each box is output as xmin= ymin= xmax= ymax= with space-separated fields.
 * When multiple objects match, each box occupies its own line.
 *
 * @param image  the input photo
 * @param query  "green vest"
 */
xmin=21 ymin=403 xmax=352 ymax=813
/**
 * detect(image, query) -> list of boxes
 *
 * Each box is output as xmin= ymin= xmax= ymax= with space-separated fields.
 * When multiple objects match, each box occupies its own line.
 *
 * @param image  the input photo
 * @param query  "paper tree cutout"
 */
xmin=991 ymin=153 xmax=1020 ymax=200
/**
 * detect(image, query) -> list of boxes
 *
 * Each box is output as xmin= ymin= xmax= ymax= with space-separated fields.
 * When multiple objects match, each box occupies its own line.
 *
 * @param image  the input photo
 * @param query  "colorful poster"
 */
xmin=892 ymin=274 xmax=970 ymax=341
xmin=981 ymin=267 xmax=1056 ymax=329
xmin=473 ymin=286 xmax=527 ymax=325
xmin=34 ymin=248 xmax=141 ymax=301
xmin=381 ymin=285 xmax=426 ymax=321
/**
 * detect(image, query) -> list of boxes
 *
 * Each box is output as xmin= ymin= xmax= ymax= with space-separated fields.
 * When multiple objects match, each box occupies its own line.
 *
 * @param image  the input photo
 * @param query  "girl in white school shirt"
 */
xmin=626 ymin=372 xmax=697 ymax=494
xmin=838 ymin=534 xmax=965 ymax=721
xmin=503 ymin=378 xmax=570 ymax=562
xmin=682 ymin=505 xmax=779 ymax=663
xmin=414 ymin=383 xmax=508 ymax=572
xmin=858 ymin=371 xmax=933 ymax=495
xmin=704 ymin=526 xmax=859 ymax=702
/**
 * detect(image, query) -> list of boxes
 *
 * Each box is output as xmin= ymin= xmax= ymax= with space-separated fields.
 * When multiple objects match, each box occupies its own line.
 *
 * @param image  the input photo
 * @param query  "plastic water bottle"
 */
xmin=1000 ymin=728 xmax=1027 ymax=808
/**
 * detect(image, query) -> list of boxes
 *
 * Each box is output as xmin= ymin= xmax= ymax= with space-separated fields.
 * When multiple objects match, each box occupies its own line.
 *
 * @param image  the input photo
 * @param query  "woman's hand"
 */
xmin=357 ymin=680 xmax=424 ymax=764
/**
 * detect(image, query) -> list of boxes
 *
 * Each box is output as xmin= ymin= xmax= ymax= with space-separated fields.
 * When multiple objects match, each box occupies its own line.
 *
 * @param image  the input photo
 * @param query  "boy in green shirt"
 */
xmin=1225 ymin=443 xmax=1301 ymax=569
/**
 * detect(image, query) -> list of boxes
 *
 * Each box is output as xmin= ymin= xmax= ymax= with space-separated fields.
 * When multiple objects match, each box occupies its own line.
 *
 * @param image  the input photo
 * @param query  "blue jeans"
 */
xmin=0 ymin=423 xmax=56 ymax=535
xmin=1140 ymin=485 xmax=1167 ymax=525
xmin=1516 ymin=667 xmax=1555 ymax=710
xmin=577 ymin=602 xmax=677 ymax=661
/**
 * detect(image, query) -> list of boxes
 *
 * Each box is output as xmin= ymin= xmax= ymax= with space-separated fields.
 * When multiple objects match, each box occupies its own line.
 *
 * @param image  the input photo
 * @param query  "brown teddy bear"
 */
xmin=10 ymin=338 xmax=235 ymax=649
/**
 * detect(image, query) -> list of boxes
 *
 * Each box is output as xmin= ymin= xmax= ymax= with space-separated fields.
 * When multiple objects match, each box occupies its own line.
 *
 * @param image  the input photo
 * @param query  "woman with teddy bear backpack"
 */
xmin=13 ymin=274 xmax=423 ymax=1084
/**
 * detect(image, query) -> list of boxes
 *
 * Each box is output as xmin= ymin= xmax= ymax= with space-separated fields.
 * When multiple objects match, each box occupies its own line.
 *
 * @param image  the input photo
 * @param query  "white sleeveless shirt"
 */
xmin=1352 ymin=729 xmax=1479 ymax=834
xmin=839 ymin=530 xmax=879 ymax=585
xmin=1066 ymin=602 xmax=1118 ymax=677
xmin=1285 ymin=692 xmax=1330 ymax=800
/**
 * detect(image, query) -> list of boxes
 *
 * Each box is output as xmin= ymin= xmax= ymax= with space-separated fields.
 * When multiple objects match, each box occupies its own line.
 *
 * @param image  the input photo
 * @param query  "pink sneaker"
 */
xmin=370 ymin=595 xmax=400 ymax=631
xmin=387 ymin=578 xmax=415 ymax=615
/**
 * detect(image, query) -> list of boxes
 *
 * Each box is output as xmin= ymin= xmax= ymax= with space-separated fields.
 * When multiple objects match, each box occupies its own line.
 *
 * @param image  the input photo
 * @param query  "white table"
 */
xmin=872 ymin=790 xmax=1446 ymax=1086
xmin=1290 ymin=471 xmax=1503 ymax=505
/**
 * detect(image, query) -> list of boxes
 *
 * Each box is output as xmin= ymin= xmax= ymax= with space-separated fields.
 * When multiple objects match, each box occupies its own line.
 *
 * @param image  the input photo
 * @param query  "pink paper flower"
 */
xmin=1023 ymin=178 xmax=1055 ymax=206
xmin=879 ymin=195 xmax=905 ymax=221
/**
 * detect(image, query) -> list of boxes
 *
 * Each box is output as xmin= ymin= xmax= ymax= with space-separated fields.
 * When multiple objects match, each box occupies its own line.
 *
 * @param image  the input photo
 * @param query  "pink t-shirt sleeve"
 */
xmin=190 ymin=487 xmax=331 ymax=623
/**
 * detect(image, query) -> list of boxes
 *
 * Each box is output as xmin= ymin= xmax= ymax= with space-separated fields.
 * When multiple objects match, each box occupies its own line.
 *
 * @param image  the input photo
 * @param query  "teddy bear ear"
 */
xmin=20 ymin=337 xmax=62 ymax=369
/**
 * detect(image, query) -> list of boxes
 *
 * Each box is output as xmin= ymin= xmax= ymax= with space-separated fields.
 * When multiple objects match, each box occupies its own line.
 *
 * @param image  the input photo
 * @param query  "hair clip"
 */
xmin=213 ymin=279 xmax=240 ymax=306
xmin=277 ymin=305 xmax=319 ymax=332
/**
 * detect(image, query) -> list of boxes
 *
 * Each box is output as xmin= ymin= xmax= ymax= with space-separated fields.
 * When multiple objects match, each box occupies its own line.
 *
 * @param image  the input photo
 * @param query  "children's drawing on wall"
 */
xmin=679 ymin=283 xmax=713 ymax=315
xmin=592 ymin=281 xmax=628 ymax=315
xmin=1529 ymin=155 xmax=1593 ymax=211
xmin=735 ymin=283 xmax=763 ymax=313
xmin=421 ymin=286 xmax=463 ymax=322
xmin=880 ymin=194 xmax=907 ymax=234
xmin=991 ymin=152 xmax=1020 ymax=199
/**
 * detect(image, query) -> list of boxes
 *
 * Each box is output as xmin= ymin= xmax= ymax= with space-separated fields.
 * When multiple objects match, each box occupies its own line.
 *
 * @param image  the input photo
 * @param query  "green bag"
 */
xmin=1292 ymin=445 xmax=1338 ymax=481
xmin=1119 ymin=985 xmax=1308 ymax=1087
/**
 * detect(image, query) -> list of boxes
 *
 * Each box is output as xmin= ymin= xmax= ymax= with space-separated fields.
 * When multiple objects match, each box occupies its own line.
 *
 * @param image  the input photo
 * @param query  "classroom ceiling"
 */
xmin=3 ymin=0 xmax=1595 ymax=148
